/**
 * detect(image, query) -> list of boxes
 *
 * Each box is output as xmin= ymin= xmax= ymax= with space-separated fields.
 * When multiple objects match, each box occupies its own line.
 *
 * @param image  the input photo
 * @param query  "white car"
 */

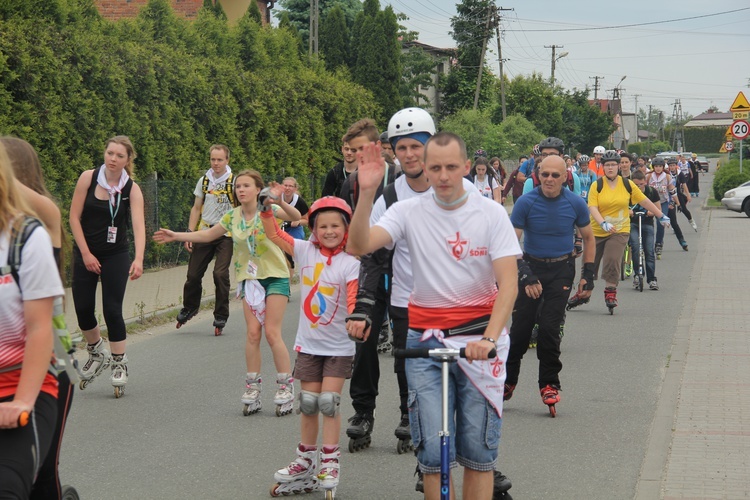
xmin=721 ymin=180 xmax=750 ymax=217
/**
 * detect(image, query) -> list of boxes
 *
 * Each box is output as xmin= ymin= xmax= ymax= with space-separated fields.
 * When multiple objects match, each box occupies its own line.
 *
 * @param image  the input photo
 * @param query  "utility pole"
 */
xmin=633 ymin=93 xmax=641 ymax=144
xmin=545 ymin=45 xmax=565 ymax=83
xmin=308 ymin=0 xmax=319 ymax=57
xmin=473 ymin=3 xmax=493 ymax=110
xmin=590 ymin=76 xmax=604 ymax=100
xmin=493 ymin=5 xmax=514 ymax=120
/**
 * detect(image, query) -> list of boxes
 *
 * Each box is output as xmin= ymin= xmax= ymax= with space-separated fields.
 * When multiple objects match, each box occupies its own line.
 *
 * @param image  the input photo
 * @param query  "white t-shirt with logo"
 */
xmin=371 ymin=177 xmax=479 ymax=308
xmin=194 ymin=169 xmax=235 ymax=227
xmin=375 ymin=191 xmax=520 ymax=328
xmin=292 ymin=240 xmax=360 ymax=357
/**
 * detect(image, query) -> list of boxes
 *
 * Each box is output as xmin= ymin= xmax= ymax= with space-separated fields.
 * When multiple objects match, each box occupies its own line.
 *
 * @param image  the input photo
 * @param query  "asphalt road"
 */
xmin=59 ymin=190 xmax=706 ymax=499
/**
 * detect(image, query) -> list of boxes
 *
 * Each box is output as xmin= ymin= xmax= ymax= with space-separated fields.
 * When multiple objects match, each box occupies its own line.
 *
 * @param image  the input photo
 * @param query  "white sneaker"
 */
xmin=649 ymin=280 xmax=659 ymax=291
xmin=690 ymin=220 xmax=698 ymax=231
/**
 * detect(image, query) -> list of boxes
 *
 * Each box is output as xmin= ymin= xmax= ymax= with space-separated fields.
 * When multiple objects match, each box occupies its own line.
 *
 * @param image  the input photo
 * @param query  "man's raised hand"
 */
xmin=355 ymin=142 xmax=385 ymax=192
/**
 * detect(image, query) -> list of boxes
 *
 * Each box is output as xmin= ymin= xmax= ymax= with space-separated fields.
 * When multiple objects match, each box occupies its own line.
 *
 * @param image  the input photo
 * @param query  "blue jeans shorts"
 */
xmin=405 ymin=329 xmax=502 ymax=474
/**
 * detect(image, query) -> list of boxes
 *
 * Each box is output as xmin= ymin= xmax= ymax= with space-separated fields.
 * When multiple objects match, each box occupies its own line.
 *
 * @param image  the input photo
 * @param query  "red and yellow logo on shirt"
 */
xmin=302 ymin=262 xmax=339 ymax=328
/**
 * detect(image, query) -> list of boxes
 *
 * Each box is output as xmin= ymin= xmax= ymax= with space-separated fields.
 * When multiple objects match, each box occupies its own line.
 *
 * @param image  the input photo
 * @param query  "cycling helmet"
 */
xmin=532 ymin=144 xmax=541 ymax=155
xmin=474 ymin=149 xmax=486 ymax=158
xmin=666 ymin=157 xmax=678 ymax=165
xmin=593 ymin=145 xmax=606 ymax=155
xmin=538 ymin=137 xmax=565 ymax=154
xmin=387 ymin=108 xmax=436 ymax=147
xmin=578 ymin=154 xmax=590 ymax=164
xmin=379 ymin=131 xmax=389 ymax=143
xmin=651 ymin=157 xmax=665 ymax=167
xmin=308 ymin=196 xmax=353 ymax=229
xmin=601 ymin=150 xmax=621 ymax=164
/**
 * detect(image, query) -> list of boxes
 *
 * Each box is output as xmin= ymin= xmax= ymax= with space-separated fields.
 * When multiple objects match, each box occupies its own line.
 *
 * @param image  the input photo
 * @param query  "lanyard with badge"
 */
xmin=107 ymin=193 xmax=121 ymax=244
xmin=240 ymin=211 xmax=259 ymax=278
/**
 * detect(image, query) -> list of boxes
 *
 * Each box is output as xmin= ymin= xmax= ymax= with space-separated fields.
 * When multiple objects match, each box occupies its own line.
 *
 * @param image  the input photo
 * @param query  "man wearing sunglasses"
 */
xmin=504 ymin=139 xmax=596 ymax=416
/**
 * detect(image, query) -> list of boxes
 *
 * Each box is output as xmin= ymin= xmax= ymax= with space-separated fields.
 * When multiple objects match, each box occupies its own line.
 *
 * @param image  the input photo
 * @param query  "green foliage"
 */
xmin=247 ymin=0 xmax=262 ymax=24
xmin=713 ymin=159 xmax=750 ymax=201
xmin=275 ymin=0 xmax=362 ymax=47
xmin=439 ymin=108 xmax=505 ymax=160
xmin=647 ymin=141 xmax=672 ymax=155
xmin=319 ymin=6 xmax=348 ymax=71
xmin=400 ymin=45 xmax=435 ymax=108
xmin=627 ymin=143 xmax=645 ymax=157
xmin=0 ymin=0 xmax=376 ymax=268
xmin=684 ymin=127 xmax=727 ymax=154
xmin=502 ymin=73 xmax=563 ymax=137
xmin=497 ymin=115 xmax=545 ymax=160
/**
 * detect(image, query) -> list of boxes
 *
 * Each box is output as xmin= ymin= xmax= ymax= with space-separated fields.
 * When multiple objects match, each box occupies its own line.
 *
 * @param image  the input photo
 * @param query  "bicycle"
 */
xmin=632 ymin=212 xmax=646 ymax=292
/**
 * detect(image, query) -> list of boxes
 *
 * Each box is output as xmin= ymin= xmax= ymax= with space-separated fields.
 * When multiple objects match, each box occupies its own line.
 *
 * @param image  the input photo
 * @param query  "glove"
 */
xmin=600 ymin=221 xmax=614 ymax=233
xmin=574 ymin=237 xmax=583 ymax=257
xmin=659 ymin=215 xmax=671 ymax=228
xmin=517 ymin=259 xmax=540 ymax=287
xmin=345 ymin=312 xmax=372 ymax=343
xmin=581 ymin=262 xmax=595 ymax=291
xmin=258 ymin=187 xmax=278 ymax=213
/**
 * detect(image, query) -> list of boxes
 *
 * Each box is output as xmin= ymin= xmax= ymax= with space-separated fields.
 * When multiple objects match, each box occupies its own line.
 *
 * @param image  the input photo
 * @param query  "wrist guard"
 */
xmin=574 ymin=237 xmax=583 ymax=256
xmin=258 ymin=187 xmax=278 ymax=213
xmin=517 ymin=258 xmax=539 ymax=287
xmin=581 ymin=262 xmax=595 ymax=290
xmin=345 ymin=312 xmax=372 ymax=343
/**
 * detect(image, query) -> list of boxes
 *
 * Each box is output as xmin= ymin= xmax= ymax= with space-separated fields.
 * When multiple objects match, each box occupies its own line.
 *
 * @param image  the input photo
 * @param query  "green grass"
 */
xmin=706 ymin=198 xmax=722 ymax=207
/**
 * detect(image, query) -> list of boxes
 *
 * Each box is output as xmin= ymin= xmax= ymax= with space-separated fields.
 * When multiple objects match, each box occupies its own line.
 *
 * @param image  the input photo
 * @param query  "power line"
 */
xmin=503 ymin=7 xmax=750 ymax=32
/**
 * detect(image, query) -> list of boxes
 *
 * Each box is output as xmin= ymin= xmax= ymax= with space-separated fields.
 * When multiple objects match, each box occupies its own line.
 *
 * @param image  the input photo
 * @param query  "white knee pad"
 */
xmin=299 ymin=390 xmax=320 ymax=415
xmin=318 ymin=392 xmax=341 ymax=417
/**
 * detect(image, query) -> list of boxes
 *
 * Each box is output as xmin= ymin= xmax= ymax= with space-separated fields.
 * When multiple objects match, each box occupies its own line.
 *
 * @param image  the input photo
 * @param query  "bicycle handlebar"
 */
xmin=393 ymin=347 xmax=497 ymax=359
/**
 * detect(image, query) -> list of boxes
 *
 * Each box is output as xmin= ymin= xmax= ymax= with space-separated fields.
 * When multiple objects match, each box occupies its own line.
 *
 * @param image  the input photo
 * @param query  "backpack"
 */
xmin=383 ymin=182 xmax=398 ymax=209
xmin=596 ymin=176 xmax=633 ymax=195
xmin=202 ymin=172 xmax=236 ymax=206
xmin=531 ymin=170 xmax=575 ymax=191
xmin=0 ymin=216 xmax=79 ymax=382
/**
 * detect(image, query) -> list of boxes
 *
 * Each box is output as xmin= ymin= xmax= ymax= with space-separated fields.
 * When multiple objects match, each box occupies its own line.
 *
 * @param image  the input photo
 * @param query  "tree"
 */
xmin=440 ymin=0 xmax=495 ymax=116
xmin=319 ymin=5 xmax=348 ymax=71
xmin=497 ymin=115 xmax=544 ymax=160
xmin=275 ymin=0 xmax=362 ymax=47
xmin=439 ymin=108 xmax=505 ymax=159
xmin=400 ymin=45 xmax=435 ymax=108
xmin=501 ymin=72 xmax=563 ymax=137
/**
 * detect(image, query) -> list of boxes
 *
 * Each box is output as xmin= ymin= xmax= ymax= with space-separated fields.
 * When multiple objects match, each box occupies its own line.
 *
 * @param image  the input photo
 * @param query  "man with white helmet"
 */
xmin=590 ymin=145 xmax=606 ymax=177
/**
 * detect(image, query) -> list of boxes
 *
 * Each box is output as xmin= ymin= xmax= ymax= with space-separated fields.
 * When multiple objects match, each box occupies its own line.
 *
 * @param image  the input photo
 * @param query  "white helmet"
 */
xmin=387 ymin=108 xmax=436 ymax=147
xmin=593 ymin=145 xmax=606 ymax=155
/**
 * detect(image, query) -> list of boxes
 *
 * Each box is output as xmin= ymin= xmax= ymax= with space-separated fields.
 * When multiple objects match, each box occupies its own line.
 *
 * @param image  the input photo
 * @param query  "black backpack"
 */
xmin=1 ymin=216 xmax=42 ymax=289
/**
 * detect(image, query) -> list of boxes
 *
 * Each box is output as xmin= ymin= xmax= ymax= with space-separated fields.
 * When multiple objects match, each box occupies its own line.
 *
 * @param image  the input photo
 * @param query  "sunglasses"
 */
xmin=539 ymin=172 xmax=562 ymax=178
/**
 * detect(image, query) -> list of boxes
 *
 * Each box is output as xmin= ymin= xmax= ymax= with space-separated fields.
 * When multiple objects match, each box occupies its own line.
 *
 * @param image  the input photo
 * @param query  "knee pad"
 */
xmin=318 ymin=392 xmax=341 ymax=417
xmin=298 ymin=390 xmax=320 ymax=415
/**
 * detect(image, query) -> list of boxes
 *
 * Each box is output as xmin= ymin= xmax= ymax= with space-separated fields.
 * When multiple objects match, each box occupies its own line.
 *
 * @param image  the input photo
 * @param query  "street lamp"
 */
xmin=550 ymin=51 xmax=568 ymax=83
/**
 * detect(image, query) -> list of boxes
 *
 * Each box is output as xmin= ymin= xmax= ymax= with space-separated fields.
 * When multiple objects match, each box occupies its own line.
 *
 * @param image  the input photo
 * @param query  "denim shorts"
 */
xmin=405 ymin=329 xmax=502 ymax=474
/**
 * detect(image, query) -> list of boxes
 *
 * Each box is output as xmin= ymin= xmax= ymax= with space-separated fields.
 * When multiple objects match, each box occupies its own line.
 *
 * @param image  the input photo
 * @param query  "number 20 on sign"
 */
xmin=732 ymin=120 xmax=749 ymax=140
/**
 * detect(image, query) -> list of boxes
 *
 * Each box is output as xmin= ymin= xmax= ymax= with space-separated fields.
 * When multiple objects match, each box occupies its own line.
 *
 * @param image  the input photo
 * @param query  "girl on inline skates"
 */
xmin=154 ymin=170 xmax=301 ymax=416
xmin=261 ymin=193 xmax=360 ymax=499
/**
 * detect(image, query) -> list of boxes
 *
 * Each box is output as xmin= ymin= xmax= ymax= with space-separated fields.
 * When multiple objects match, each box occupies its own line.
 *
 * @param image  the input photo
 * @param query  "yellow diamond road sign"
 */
xmin=725 ymin=126 xmax=733 ymax=139
xmin=730 ymin=91 xmax=750 ymax=112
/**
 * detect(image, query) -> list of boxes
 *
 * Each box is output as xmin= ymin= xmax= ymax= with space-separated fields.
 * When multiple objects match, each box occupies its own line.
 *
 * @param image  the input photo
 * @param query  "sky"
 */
xmin=381 ymin=0 xmax=750 ymax=119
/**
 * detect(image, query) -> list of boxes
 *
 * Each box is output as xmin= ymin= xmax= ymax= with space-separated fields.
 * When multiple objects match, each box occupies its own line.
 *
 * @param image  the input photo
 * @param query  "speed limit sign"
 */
xmin=726 ymin=141 xmax=735 ymax=151
xmin=732 ymin=120 xmax=750 ymax=140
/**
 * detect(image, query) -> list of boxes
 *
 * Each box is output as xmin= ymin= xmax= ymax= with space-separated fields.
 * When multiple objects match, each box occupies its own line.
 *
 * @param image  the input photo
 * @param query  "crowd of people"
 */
xmin=0 ymin=106 xmax=705 ymax=499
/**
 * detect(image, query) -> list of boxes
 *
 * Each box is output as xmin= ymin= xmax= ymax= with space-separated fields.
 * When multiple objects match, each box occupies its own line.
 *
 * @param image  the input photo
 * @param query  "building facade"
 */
xmin=94 ymin=0 xmax=274 ymax=25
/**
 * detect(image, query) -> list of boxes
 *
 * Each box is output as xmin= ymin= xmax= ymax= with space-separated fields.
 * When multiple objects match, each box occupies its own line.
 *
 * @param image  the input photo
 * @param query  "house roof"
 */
xmin=402 ymin=40 xmax=456 ymax=57
xmin=685 ymin=112 xmax=733 ymax=128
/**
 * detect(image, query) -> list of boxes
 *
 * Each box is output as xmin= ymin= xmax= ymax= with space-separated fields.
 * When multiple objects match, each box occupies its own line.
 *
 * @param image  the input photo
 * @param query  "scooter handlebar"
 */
xmin=393 ymin=347 xmax=497 ymax=359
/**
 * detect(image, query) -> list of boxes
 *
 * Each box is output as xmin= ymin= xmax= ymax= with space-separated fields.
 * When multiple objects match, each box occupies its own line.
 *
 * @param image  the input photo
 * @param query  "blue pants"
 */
xmin=629 ymin=219 xmax=656 ymax=282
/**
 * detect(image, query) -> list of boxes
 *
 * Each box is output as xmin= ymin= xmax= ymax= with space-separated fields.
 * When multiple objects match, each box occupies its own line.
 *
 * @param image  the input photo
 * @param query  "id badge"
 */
xmin=581 ymin=190 xmax=587 ymax=199
xmin=246 ymin=260 xmax=258 ymax=278
xmin=107 ymin=226 xmax=118 ymax=244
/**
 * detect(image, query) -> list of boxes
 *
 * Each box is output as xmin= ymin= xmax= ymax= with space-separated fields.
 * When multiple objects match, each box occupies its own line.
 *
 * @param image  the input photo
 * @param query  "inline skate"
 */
xmin=566 ymin=291 xmax=590 ymax=310
xmin=346 ymin=412 xmax=374 ymax=453
xmin=241 ymin=373 xmax=262 ymax=415
xmin=110 ymin=353 xmax=128 ymax=398
xmin=377 ymin=318 xmax=392 ymax=354
xmin=213 ymin=316 xmax=227 ymax=336
xmin=318 ymin=446 xmax=340 ymax=499
xmin=604 ymin=286 xmax=618 ymax=315
xmin=540 ymin=384 xmax=560 ymax=417
xmin=503 ymin=383 xmax=516 ymax=402
xmin=270 ymin=445 xmax=319 ymax=497
xmin=528 ymin=323 xmax=539 ymax=349
xmin=394 ymin=413 xmax=413 ymax=454
xmin=274 ymin=373 xmax=295 ymax=417
xmin=175 ymin=307 xmax=197 ymax=329
xmin=78 ymin=338 xmax=111 ymax=391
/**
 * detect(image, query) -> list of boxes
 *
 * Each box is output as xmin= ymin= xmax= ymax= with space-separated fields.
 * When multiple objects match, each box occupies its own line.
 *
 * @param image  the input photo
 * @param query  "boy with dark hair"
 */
xmin=629 ymin=170 xmax=661 ymax=290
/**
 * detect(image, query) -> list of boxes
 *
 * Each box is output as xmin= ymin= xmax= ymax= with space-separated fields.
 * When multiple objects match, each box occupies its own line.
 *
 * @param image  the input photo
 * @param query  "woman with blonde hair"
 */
xmin=69 ymin=136 xmax=145 ymax=398
xmin=0 ymin=141 xmax=64 ymax=497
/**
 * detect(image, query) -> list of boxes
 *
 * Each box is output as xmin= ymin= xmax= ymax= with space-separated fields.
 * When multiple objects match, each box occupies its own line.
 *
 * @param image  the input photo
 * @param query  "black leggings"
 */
xmin=72 ymin=249 xmax=131 ymax=342
xmin=30 ymin=373 xmax=74 ymax=500
xmin=0 ymin=392 xmax=57 ymax=500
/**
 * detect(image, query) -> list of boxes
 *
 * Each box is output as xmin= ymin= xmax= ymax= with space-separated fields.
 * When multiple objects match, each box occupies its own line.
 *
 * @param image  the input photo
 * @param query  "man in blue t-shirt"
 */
xmin=505 ymin=153 xmax=596 ymax=415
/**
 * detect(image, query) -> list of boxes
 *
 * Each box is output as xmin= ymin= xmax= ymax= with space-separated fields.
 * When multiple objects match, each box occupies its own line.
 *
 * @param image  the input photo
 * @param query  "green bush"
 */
xmin=713 ymin=159 xmax=750 ymax=201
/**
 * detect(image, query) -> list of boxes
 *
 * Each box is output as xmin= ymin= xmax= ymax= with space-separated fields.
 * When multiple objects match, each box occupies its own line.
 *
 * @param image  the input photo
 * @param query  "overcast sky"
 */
xmin=385 ymin=0 xmax=749 ymax=118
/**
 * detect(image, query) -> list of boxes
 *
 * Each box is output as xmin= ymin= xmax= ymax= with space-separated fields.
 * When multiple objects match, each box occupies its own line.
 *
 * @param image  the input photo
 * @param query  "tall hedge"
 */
xmin=0 ymin=0 xmax=376 ymax=267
